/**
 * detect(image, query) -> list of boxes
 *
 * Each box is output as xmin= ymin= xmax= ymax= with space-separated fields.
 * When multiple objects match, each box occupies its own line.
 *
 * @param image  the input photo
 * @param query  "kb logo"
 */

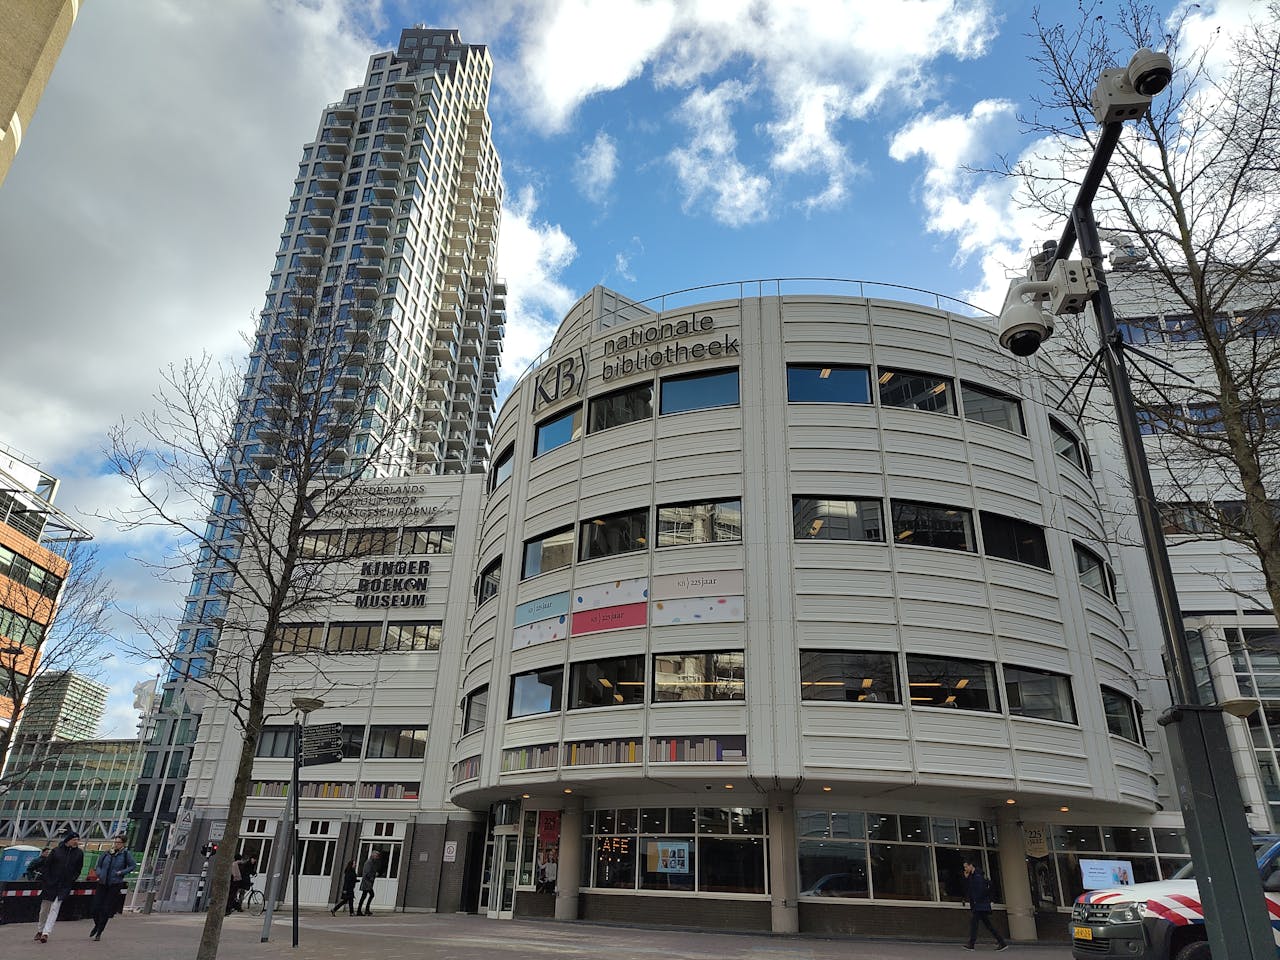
xmin=532 ymin=348 xmax=586 ymax=412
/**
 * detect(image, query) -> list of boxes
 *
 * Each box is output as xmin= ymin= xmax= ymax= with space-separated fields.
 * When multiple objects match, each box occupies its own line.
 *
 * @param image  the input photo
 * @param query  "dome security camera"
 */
xmin=1127 ymin=48 xmax=1173 ymax=97
xmin=999 ymin=301 xmax=1055 ymax=357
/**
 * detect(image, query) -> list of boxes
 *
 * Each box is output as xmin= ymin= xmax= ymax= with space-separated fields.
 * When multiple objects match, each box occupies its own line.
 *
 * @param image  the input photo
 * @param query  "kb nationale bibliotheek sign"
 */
xmin=532 ymin=311 xmax=740 ymax=412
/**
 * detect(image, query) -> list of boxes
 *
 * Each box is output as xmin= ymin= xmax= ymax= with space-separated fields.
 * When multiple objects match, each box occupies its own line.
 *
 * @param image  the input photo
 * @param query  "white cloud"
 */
xmin=474 ymin=0 xmax=998 ymax=223
xmin=573 ymin=130 xmax=619 ymax=205
xmin=495 ymin=184 xmax=579 ymax=387
xmin=669 ymin=81 xmax=771 ymax=227
xmin=614 ymin=252 xmax=636 ymax=283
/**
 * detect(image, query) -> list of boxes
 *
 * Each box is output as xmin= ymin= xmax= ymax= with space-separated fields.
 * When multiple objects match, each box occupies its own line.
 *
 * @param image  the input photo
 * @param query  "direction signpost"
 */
xmin=299 ymin=723 xmax=344 ymax=768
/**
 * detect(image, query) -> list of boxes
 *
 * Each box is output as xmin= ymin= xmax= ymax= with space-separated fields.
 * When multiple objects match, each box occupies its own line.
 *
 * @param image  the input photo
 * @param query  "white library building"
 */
xmin=171 ymin=277 xmax=1275 ymax=943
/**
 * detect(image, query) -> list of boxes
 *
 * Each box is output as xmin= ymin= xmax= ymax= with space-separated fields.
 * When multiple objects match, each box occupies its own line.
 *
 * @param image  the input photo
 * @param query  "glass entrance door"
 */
xmin=486 ymin=829 xmax=518 ymax=920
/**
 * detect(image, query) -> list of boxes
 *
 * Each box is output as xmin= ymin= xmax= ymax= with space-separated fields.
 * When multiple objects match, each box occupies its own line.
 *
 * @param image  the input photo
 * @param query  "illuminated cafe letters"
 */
xmin=601 ymin=314 xmax=739 ymax=382
xmin=354 ymin=558 xmax=430 ymax=608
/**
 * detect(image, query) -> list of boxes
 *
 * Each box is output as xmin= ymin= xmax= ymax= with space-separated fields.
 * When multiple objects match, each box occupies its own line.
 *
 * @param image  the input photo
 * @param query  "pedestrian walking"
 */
xmin=961 ymin=859 xmax=1010 ymax=951
xmin=330 ymin=859 xmax=358 ymax=916
xmin=34 ymin=830 xmax=84 ymax=944
xmin=356 ymin=850 xmax=381 ymax=915
xmin=88 ymin=834 xmax=136 ymax=941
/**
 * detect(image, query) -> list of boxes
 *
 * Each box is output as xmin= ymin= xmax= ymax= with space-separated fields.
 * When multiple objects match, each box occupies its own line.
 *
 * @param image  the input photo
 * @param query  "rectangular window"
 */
xmin=961 ymin=382 xmax=1025 ymax=434
xmin=800 ymin=651 xmax=900 ymax=703
xmin=475 ymin=557 xmax=501 ymax=606
xmin=522 ymin=526 xmax=575 ymax=579
xmin=534 ymin=406 xmax=583 ymax=456
xmin=341 ymin=725 xmax=365 ymax=758
xmin=383 ymin=621 xmax=442 ymax=651
xmin=1075 ymin=543 xmax=1115 ymax=600
xmin=656 ymin=499 xmax=741 ymax=547
xmin=652 ymin=651 xmax=745 ymax=702
xmin=891 ymin=501 xmax=975 ymax=552
xmin=365 ymin=725 xmax=428 ymax=759
xmin=1050 ymin=418 xmax=1090 ymax=473
xmin=347 ymin=528 xmax=396 ymax=556
xmin=490 ymin=445 xmax=514 ymax=491
xmin=274 ymin=622 xmax=325 ymax=653
xmin=400 ymin=526 xmax=453 ymax=554
xmin=1102 ymin=687 xmax=1144 ymax=743
xmin=510 ymin=666 xmax=564 ymax=718
xmin=579 ymin=507 xmax=648 ymax=561
xmin=588 ymin=381 xmax=653 ymax=433
xmin=1004 ymin=665 xmax=1076 ymax=724
xmin=326 ymin=622 xmax=382 ymax=653
xmin=979 ymin=512 xmax=1050 ymax=569
xmin=659 ymin=368 xmax=739 ymax=415
xmin=256 ymin=726 xmax=296 ymax=758
xmin=906 ymin=655 xmax=998 ymax=712
xmin=786 ymin=364 xmax=872 ymax=404
xmin=462 ymin=686 xmax=488 ymax=735
xmin=878 ymin=368 xmax=955 ymax=414
xmin=570 ymin=655 xmax=646 ymax=709
xmin=793 ymin=496 xmax=884 ymax=541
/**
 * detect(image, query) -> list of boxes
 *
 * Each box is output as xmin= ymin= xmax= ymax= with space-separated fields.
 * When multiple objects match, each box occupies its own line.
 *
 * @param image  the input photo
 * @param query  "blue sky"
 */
xmin=0 ymin=0 xmax=1251 ymax=733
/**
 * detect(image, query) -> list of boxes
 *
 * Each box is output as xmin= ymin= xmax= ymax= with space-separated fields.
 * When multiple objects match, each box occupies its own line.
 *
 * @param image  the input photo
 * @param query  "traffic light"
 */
xmin=200 ymin=842 xmax=218 ymax=859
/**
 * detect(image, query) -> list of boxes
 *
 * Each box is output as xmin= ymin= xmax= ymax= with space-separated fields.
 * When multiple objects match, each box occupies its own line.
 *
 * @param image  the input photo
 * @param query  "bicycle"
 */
xmin=244 ymin=885 xmax=265 ymax=917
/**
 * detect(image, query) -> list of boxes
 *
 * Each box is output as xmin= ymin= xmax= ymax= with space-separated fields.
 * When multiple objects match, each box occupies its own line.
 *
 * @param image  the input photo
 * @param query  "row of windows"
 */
xmin=0 ymin=544 xmax=62 ymax=600
xmin=256 ymin=723 xmax=428 ymax=759
xmin=503 ymin=650 xmax=1144 ymax=740
xmin=490 ymin=363 xmax=1093 ymax=493
xmin=0 ymin=604 xmax=45 ymax=648
xmin=300 ymin=525 xmax=454 ymax=559
xmin=273 ymin=620 xmax=441 ymax=654
xmin=1159 ymin=499 xmax=1280 ymax=537
xmin=506 ymin=496 xmax=1114 ymax=597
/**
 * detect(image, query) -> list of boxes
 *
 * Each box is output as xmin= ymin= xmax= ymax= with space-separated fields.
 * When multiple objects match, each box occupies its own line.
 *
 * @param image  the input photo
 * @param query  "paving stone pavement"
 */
xmin=0 ymin=910 xmax=1074 ymax=960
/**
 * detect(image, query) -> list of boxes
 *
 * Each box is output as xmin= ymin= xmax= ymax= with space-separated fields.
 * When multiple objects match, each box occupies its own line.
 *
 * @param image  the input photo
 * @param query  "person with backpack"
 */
xmin=961 ymin=859 xmax=1010 ymax=951
xmin=88 ymin=834 xmax=136 ymax=940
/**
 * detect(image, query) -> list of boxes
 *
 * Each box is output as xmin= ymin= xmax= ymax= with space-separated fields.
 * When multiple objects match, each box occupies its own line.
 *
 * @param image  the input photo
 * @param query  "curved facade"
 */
xmin=448 ymin=286 xmax=1165 ymax=936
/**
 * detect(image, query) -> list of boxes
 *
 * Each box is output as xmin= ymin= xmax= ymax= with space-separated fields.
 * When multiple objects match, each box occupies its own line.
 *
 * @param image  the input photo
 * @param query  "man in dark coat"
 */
xmin=356 ymin=850 xmax=381 ymax=915
xmin=962 ymin=859 xmax=1010 ymax=951
xmin=35 ymin=831 xmax=84 ymax=943
xmin=89 ymin=835 xmax=136 ymax=940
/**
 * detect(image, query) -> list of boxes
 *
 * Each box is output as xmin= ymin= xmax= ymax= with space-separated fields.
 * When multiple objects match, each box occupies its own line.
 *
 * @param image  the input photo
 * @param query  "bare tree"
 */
xmin=1003 ymin=1 xmax=1280 ymax=628
xmin=105 ymin=259 xmax=420 ymax=957
xmin=0 ymin=539 xmax=114 ymax=790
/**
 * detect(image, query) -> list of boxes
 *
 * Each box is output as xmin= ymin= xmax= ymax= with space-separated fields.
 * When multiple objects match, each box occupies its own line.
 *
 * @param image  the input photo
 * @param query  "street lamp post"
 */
xmin=998 ymin=49 xmax=1276 ymax=959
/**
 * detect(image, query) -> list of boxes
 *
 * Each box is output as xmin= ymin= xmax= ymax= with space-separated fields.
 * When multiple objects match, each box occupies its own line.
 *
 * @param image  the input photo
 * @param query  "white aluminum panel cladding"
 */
xmin=651 ymin=595 xmax=744 ymax=626
xmin=512 ymin=615 xmax=569 ymax=651
xmin=573 ymin=577 xmax=649 ymax=611
xmin=514 ymin=591 xmax=572 ymax=628
xmin=651 ymin=569 xmax=744 ymax=600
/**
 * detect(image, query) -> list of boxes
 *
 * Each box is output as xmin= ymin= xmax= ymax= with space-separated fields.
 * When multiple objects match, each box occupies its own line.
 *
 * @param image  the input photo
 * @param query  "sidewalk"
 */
xmin=0 ymin=909 xmax=1073 ymax=959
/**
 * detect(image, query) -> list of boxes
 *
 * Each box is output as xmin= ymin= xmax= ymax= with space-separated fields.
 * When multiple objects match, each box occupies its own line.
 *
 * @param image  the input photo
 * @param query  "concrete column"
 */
xmin=996 ymin=810 xmax=1038 ymax=942
xmin=767 ymin=791 xmax=799 ymax=933
xmin=554 ymin=799 xmax=584 ymax=921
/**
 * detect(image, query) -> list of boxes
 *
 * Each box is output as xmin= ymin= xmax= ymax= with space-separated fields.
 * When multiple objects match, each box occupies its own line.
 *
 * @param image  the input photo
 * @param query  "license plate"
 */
xmin=1073 ymin=926 xmax=1094 ymax=941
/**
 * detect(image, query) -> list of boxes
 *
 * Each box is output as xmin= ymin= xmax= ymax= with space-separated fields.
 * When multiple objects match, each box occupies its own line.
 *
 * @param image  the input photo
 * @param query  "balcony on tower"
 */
xmin=379 ymin=122 xmax=408 ymax=145
xmin=311 ymin=189 xmax=338 ymax=209
xmin=418 ymin=419 xmax=442 ymax=444
xmin=337 ymin=363 xmax=366 ymax=387
xmin=317 ymin=146 xmax=347 ymax=168
xmin=351 ymin=277 xmax=380 ymax=299
xmin=365 ymin=217 xmax=391 ymax=238
xmin=355 ymin=255 xmax=383 ymax=278
xmin=361 ymin=238 xmax=387 ymax=260
xmin=331 ymin=388 xmax=360 ymax=412
xmin=315 ymin=170 xmax=340 ymax=191
xmin=369 ymin=198 xmax=394 ymax=219
xmin=371 ymin=175 xmax=398 ymax=199
xmin=350 ymin=298 xmax=376 ymax=320
xmin=432 ymin=338 xmax=459 ymax=361
xmin=422 ymin=375 xmax=451 ymax=401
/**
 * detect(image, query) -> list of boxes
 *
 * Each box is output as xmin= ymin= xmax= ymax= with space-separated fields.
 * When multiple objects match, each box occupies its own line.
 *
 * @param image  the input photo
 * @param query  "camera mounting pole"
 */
xmin=1047 ymin=116 xmax=1275 ymax=959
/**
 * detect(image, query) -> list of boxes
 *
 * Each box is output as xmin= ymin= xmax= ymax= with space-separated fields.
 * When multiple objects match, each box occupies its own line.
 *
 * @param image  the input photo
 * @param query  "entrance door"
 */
xmin=486 ymin=829 xmax=518 ymax=920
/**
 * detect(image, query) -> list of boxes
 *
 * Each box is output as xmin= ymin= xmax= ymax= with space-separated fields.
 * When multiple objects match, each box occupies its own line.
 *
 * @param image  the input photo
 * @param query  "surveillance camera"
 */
xmin=1127 ymin=47 xmax=1173 ymax=97
xmin=999 ymin=301 xmax=1055 ymax=357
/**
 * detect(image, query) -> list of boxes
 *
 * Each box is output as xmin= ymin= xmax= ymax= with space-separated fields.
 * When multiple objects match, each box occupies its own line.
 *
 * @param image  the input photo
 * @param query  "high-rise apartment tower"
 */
xmin=131 ymin=26 xmax=505 ymax=864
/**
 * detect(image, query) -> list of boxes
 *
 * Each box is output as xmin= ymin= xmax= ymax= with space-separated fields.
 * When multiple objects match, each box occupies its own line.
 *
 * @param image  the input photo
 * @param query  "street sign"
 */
xmin=299 ymin=722 xmax=344 ymax=767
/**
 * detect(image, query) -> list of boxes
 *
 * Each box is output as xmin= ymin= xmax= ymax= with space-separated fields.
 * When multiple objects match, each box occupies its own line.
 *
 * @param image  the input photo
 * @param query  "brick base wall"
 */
xmin=580 ymin=893 xmax=771 ymax=930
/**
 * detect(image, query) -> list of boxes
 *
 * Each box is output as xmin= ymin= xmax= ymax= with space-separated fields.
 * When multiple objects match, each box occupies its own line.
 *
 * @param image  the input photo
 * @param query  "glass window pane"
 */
xmin=534 ymin=406 xmax=583 ymax=456
xmin=579 ymin=508 xmax=648 ymax=561
xmin=935 ymin=847 xmax=984 ymax=902
xmin=592 ymin=836 xmax=636 ymax=888
xmin=653 ymin=651 xmax=745 ymax=702
xmin=906 ymin=655 xmax=998 ymax=712
xmin=961 ymin=382 xmax=1024 ymax=433
xmin=1052 ymin=825 xmax=1102 ymax=851
xmin=1050 ymin=419 xmax=1089 ymax=472
xmin=657 ymin=499 xmax=742 ymax=546
xmin=1005 ymin=665 xmax=1076 ymax=723
xmin=799 ymin=839 xmax=869 ymax=898
xmin=490 ymin=446 xmax=514 ymax=490
xmin=799 ymin=651 xmax=900 ymax=703
xmin=793 ymin=497 xmax=884 ymax=541
xmin=1101 ymin=687 xmax=1141 ymax=742
xmin=870 ymin=843 xmax=934 ymax=900
xmin=668 ymin=808 xmax=696 ymax=833
xmin=867 ymin=815 xmax=897 ymax=841
xmin=878 ymin=368 xmax=955 ymax=414
xmin=980 ymin=512 xmax=1050 ymax=569
xmin=891 ymin=501 xmax=975 ymax=552
xmin=1103 ymin=826 xmax=1154 ymax=853
xmin=522 ymin=527 xmax=575 ymax=579
xmin=640 ymin=836 xmax=696 ymax=890
xmin=462 ymin=686 xmax=488 ymax=735
xmin=787 ymin=364 xmax=872 ymax=404
xmin=588 ymin=382 xmax=653 ymax=432
xmin=569 ymin=655 xmax=645 ymax=709
xmin=699 ymin=837 xmax=765 ymax=893
xmin=509 ymin=667 xmax=564 ymax=718
xmin=660 ymin=368 xmax=739 ymax=415
xmin=1075 ymin=544 xmax=1110 ymax=596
